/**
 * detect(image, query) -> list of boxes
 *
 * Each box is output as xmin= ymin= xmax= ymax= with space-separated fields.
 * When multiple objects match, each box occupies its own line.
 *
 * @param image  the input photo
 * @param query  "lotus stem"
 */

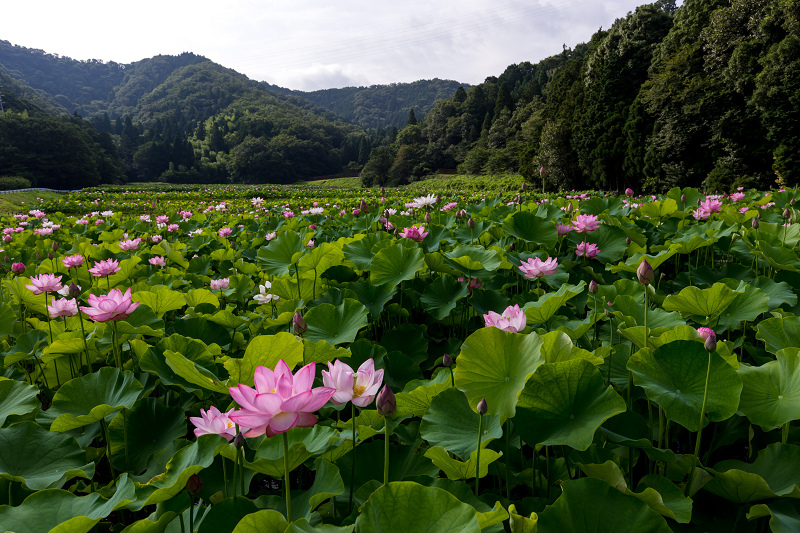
xmin=686 ymin=350 xmax=712 ymax=496
xmin=504 ymin=421 xmax=511 ymax=500
xmin=188 ymin=493 xmax=195 ymax=533
xmin=179 ymin=511 xmax=186 ymax=533
xmin=350 ymin=402 xmax=357 ymax=513
xmin=222 ymin=456 xmax=228 ymax=499
xmin=475 ymin=413 xmax=484 ymax=497
xmin=283 ymin=431 xmax=292 ymax=523
xmin=384 ymin=417 xmax=391 ymax=486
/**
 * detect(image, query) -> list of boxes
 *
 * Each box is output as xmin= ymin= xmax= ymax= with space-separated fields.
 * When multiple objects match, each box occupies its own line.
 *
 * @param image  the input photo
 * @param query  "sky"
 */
xmin=2 ymin=0 xmax=669 ymax=92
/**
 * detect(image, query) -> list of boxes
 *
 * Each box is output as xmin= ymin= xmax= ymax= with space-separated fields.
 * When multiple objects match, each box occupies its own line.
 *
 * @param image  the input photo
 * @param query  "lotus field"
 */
xmin=3 ymin=182 xmax=800 ymax=532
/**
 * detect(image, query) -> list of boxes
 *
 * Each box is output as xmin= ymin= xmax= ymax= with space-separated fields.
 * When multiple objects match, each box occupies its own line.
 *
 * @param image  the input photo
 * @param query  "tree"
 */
xmin=407 ymin=108 xmax=417 ymax=126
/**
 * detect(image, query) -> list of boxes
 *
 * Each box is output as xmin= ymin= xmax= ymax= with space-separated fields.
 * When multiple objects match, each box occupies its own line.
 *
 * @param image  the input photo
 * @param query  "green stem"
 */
xmin=239 ymin=445 xmax=245 ymax=496
xmin=232 ymin=449 xmax=239 ymax=498
xmin=179 ymin=511 xmax=186 ymax=533
xmin=686 ymin=351 xmax=713 ymax=496
xmin=504 ymin=421 xmax=511 ymax=501
xmin=222 ymin=456 xmax=228 ymax=499
xmin=188 ymin=494 xmax=195 ymax=533
xmin=384 ymin=417 xmax=391 ymax=485
xmin=475 ymin=414 xmax=484 ymax=497
xmin=283 ymin=432 xmax=292 ymax=523
xmin=77 ymin=310 xmax=90 ymax=374
xmin=350 ymin=403 xmax=357 ymax=513
xmin=100 ymin=419 xmax=116 ymax=483
xmin=295 ymin=264 xmax=302 ymax=301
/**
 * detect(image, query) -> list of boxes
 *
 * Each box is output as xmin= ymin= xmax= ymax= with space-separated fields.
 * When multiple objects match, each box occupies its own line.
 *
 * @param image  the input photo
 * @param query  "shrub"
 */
xmin=0 ymin=176 xmax=32 ymax=191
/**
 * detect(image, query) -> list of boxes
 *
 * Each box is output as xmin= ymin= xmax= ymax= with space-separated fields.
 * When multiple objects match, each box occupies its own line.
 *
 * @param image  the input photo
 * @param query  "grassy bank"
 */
xmin=0 ymin=190 xmax=64 ymax=215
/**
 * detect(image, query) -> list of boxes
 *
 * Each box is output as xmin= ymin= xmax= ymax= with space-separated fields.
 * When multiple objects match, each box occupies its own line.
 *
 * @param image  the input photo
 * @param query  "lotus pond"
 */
xmin=1 ymin=183 xmax=799 ymax=532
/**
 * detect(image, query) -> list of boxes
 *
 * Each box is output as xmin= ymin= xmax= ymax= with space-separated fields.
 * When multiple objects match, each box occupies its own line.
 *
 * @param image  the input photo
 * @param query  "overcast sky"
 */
xmin=2 ymin=0 xmax=669 ymax=92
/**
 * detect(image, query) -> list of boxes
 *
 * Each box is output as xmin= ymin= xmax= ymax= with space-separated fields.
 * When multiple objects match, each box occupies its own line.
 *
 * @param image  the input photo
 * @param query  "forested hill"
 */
xmin=361 ymin=0 xmax=800 ymax=193
xmin=265 ymin=79 xmax=469 ymax=130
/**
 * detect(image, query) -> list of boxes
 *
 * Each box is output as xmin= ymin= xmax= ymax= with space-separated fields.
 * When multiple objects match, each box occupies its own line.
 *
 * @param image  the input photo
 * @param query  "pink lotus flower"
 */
xmin=572 ymin=214 xmax=600 ymax=233
xmin=265 ymin=232 xmax=277 ymax=241
xmin=210 ymin=278 xmax=230 ymax=290
xmin=190 ymin=406 xmax=239 ymax=441
xmin=576 ymin=242 xmax=600 ymax=258
xmin=156 ymin=215 xmax=170 ymax=224
xmin=483 ymin=304 xmax=526 ymax=333
xmin=11 ymin=262 xmax=25 ymax=275
xmin=518 ymin=257 xmax=558 ymax=279
xmin=697 ymin=327 xmax=716 ymax=341
xmin=218 ymin=227 xmax=232 ymax=238
xmin=89 ymin=258 xmax=121 ymax=277
xmin=151 ymin=235 xmax=163 ymax=243
xmin=47 ymin=298 xmax=78 ymax=318
xmin=149 ymin=256 xmax=167 ymax=267
xmin=119 ymin=238 xmax=142 ymax=251
xmin=229 ymin=360 xmax=336 ymax=437
xmin=399 ymin=225 xmax=429 ymax=242
xmin=80 ymin=287 xmax=139 ymax=322
xmin=625 ymin=188 xmax=634 ymax=196
xmin=322 ymin=359 xmax=384 ymax=407
xmin=62 ymin=254 xmax=85 ymax=269
xmin=167 ymin=224 xmax=180 ymax=232
xmin=731 ymin=192 xmax=745 ymax=202
xmin=556 ymin=224 xmax=572 ymax=235
xmin=25 ymin=273 xmax=63 ymax=295
xmin=458 ymin=277 xmax=482 ymax=292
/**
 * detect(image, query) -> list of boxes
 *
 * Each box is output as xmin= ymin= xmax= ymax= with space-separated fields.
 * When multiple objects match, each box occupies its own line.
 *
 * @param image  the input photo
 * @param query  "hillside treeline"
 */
xmin=362 ymin=0 xmax=800 ymax=192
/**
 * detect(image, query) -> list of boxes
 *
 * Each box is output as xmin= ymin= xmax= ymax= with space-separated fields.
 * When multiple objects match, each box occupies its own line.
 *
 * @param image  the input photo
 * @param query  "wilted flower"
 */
xmin=322 ymin=359 xmax=384 ymax=407
xmin=483 ymin=304 xmax=526 ymax=333
xmin=80 ymin=287 xmax=139 ymax=322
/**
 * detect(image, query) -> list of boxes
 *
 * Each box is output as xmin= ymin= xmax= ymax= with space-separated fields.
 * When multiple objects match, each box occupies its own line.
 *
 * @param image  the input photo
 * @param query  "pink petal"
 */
xmin=230 ymin=384 xmax=259 ymax=410
xmin=269 ymin=411 xmax=299 ymax=433
xmin=254 ymin=366 xmax=276 ymax=393
xmin=299 ymin=386 xmax=336 ymax=412
xmin=296 ymin=412 xmax=318 ymax=428
xmin=274 ymin=359 xmax=293 ymax=382
xmin=229 ymin=409 xmax=272 ymax=429
xmin=293 ymin=362 xmax=315 ymax=393
xmin=280 ymin=390 xmax=312 ymax=412
xmin=253 ymin=392 xmax=283 ymax=415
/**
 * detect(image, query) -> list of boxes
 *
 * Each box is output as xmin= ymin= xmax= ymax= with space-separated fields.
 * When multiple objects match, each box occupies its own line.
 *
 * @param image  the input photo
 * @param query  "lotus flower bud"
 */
xmin=589 ymin=280 xmax=598 ymax=294
xmin=604 ymin=309 xmax=611 ymax=317
xmin=360 ymin=200 xmax=369 ymax=212
xmin=352 ymin=209 xmax=360 ymax=217
xmin=186 ymin=473 xmax=203 ymax=496
xmin=521 ymin=183 xmax=528 ymax=192
xmin=309 ymin=224 xmax=316 ymax=230
xmin=11 ymin=262 xmax=25 ymax=275
xmin=792 ymin=199 xmax=796 ymax=206
xmin=233 ymin=433 xmax=245 ymax=449
xmin=467 ymin=217 xmax=475 ymax=229
xmin=783 ymin=208 xmax=791 ymax=219
xmin=380 ymin=187 xmax=385 ymax=196
xmin=424 ymin=212 xmax=431 ymax=224
xmin=436 ymin=195 xmax=442 ymax=204
xmin=477 ymin=398 xmax=488 ymax=415
xmin=293 ymin=312 xmax=307 ymax=336
xmin=376 ymin=385 xmax=396 ymax=417
xmin=48 ymin=253 xmax=54 ymax=260
xmin=681 ymin=193 xmax=687 ymax=203
xmin=509 ymin=242 xmax=515 ymax=251
xmin=51 ymin=241 xmax=59 ymax=251
xmin=35 ymin=252 xmax=41 ymax=260
xmin=3 ymin=235 xmax=11 ymax=243
xmin=3 ymin=256 xmax=9 ymax=263
xmin=637 ymin=259 xmax=655 ymax=286
xmin=442 ymin=354 xmax=453 ymax=367
xmin=457 ymin=209 xmax=466 ymax=219
xmin=498 ymin=192 xmax=503 ymax=198
xmin=626 ymin=237 xmax=632 ymax=245
xmin=752 ymin=218 xmax=760 ymax=229
xmin=625 ymin=188 xmax=634 ymax=196
xmin=539 ymin=166 xmax=547 ymax=178
xmin=68 ymin=282 xmax=81 ymax=298
xmin=566 ymin=203 xmax=574 ymax=214
xmin=704 ymin=335 xmax=717 ymax=352
xmin=697 ymin=198 xmax=702 ymax=205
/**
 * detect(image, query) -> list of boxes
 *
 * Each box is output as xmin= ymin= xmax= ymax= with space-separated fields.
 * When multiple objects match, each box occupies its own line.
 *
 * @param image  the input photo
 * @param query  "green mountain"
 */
xmin=265 ymin=79 xmax=469 ymax=130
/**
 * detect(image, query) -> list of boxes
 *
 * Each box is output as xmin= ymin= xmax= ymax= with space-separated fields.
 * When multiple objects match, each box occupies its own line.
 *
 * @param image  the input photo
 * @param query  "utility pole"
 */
xmin=0 ymin=86 xmax=4 ymax=113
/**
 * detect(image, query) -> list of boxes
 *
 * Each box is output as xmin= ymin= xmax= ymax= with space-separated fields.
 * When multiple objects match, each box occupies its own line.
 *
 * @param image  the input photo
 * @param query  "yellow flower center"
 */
xmin=353 ymin=384 xmax=367 ymax=398
xmin=227 ymin=421 xmax=233 ymax=428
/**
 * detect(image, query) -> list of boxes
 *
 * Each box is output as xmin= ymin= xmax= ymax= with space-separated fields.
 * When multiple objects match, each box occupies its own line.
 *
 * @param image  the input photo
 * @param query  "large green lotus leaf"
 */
xmin=41 ymin=331 xmax=95 ymax=361
xmin=754 ymin=241 xmax=800 ymax=272
xmin=127 ymin=434 xmax=227 ymax=511
xmin=132 ymin=287 xmax=186 ymax=318
xmin=523 ymin=281 xmax=586 ymax=324
xmin=115 ymin=304 xmax=165 ymax=337
xmin=302 ymin=338 xmax=350 ymax=365
xmin=108 ymin=397 xmax=186 ymax=473
xmin=197 ymin=497 xmax=259 ymax=533
xmin=0 ymin=474 xmax=136 ymax=533
xmin=668 ymin=234 xmax=716 ymax=255
xmin=748 ymin=501 xmax=800 ymax=533
xmin=342 ymin=233 xmax=383 ymax=271
xmin=515 ymin=359 xmax=626 ymax=450
xmin=421 ymin=224 xmax=452 ymax=253
xmin=424 ymin=446 xmax=503 ymax=481
xmin=0 ymin=421 xmax=94 ymax=490
xmin=454 ymin=327 xmax=544 ymax=418
xmin=716 ymin=282 xmax=769 ymax=332
xmin=0 ymin=378 xmax=39 ymax=427
xmin=44 ymin=367 xmax=143 ymax=432
xmin=509 ymin=504 xmax=538 ymax=533
xmin=619 ymin=325 xmax=710 ymax=352
xmin=355 ymin=481 xmax=481 ymax=533
xmin=662 ymin=283 xmax=738 ymax=324
xmin=757 ymin=316 xmax=800 ymax=355
xmin=639 ymin=198 xmax=678 ymax=219
xmin=420 ymin=388 xmax=503 ymax=460
xmin=106 ymin=256 xmax=143 ymax=287
xmin=184 ymin=288 xmax=220 ymax=309
xmin=502 ymin=211 xmax=558 ymax=247
xmin=635 ymin=474 xmax=693 ymax=524
xmin=164 ymin=348 xmax=230 ymax=394
xmin=298 ymin=242 xmax=345 ymax=275
xmin=2 ymin=329 xmax=48 ymax=365
xmin=600 ymin=412 xmax=678 ymax=465
xmin=751 ymin=276 xmax=798 ymax=311
xmin=419 ymin=274 xmax=470 ymax=321
xmin=395 ymin=370 xmax=453 ymax=418
xmin=453 ymin=221 xmax=492 ymax=245
xmin=540 ymin=331 xmax=604 ymax=365
xmin=705 ymin=443 xmax=800 ymax=503
xmin=370 ymin=242 xmax=425 ymax=286
xmin=0 ymin=304 xmax=17 ymax=337
xmin=244 ymin=425 xmax=340 ymax=478
xmin=536 ymin=478 xmax=672 ymax=533
xmin=285 ymin=519 xmax=354 ymax=533
xmin=610 ymin=295 xmax=685 ymax=331
xmin=139 ymin=335 xmax=215 ymax=393
xmin=737 ymin=349 xmax=800 ymax=429
xmin=347 ymin=280 xmax=395 ymax=317
xmin=257 ymin=231 xmax=306 ymax=276
xmin=566 ymin=225 xmax=630 ymax=264
xmin=444 ymin=245 xmax=502 ymax=277
xmin=667 ymin=186 xmax=703 ymax=208
xmin=302 ymin=299 xmax=369 ymax=345
xmin=171 ymin=316 xmax=230 ymax=347
xmin=119 ymin=510 xmax=177 ymax=533
xmin=607 ymin=248 xmax=679 ymax=275
xmin=627 ymin=341 xmax=742 ymax=432
xmin=231 ymin=510 xmax=288 ymax=533
xmin=287 ymin=458 xmax=344 ymax=521
xmin=226 ymin=332 xmax=303 ymax=387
